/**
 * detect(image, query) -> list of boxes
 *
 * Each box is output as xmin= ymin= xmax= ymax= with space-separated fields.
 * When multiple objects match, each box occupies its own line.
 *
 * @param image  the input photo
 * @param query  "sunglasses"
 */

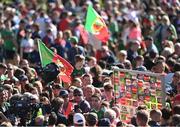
xmin=52 ymin=85 xmax=62 ymax=89
xmin=62 ymin=95 xmax=69 ymax=98
xmin=74 ymin=94 xmax=82 ymax=97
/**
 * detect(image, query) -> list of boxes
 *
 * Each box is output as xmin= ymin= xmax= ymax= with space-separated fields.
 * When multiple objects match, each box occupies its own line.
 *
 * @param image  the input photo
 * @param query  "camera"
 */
xmin=42 ymin=62 xmax=60 ymax=84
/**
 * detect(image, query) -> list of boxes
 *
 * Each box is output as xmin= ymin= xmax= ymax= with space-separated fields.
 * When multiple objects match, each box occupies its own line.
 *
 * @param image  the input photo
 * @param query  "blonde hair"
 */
xmin=162 ymin=15 xmax=171 ymax=25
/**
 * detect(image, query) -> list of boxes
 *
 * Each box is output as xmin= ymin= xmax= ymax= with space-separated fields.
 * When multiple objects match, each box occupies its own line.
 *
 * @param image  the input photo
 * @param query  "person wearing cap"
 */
xmin=73 ymin=88 xmax=91 ymax=113
xmin=71 ymin=55 xmax=86 ymax=78
xmin=127 ymin=40 xmax=140 ymax=62
xmin=67 ymin=36 xmax=85 ymax=65
xmin=59 ymin=90 xmax=74 ymax=118
xmin=18 ymin=74 xmax=29 ymax=93
xmin=97 ymin=118 xmax=111 ymax=127
xmin=127 ymin=15 xmax=142 ymax=44
xmin=52 ymin=83 xmax=62 ymax=97
xmin=4 ymin=63 xmax=19 ymax=85
xmin=73 ymin=113 xmax=86 ymax=127
xmin=144 ymin=36 xmax=158 ymax=54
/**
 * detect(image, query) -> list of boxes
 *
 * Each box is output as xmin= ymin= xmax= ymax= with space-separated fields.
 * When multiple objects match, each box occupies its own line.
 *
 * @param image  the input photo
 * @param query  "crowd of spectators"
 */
xmin=0 ymin=0 xmax=180 ymax=126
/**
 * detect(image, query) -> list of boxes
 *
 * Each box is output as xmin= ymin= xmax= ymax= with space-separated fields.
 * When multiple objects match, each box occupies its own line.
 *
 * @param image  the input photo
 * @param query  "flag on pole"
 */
xmin=85 ymin=5 xmax=110 ymax=43
xmin=38 ymin=40 xmax=74 ymax=83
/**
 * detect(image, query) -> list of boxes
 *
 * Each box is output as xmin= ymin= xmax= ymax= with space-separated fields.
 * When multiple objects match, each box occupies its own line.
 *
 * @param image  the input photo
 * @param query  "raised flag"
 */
xmin=85 ymin=5 xmax=110 ymax=43
xmin=38 ymin=40 xmax=74 ymax=83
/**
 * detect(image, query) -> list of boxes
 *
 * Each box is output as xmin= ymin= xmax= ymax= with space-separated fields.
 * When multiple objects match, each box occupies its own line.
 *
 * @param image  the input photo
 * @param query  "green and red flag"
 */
xmin=38 ymin=40 xmax=74 ymax=83
xmin=85 ymin=5 xmax=110 ymax=43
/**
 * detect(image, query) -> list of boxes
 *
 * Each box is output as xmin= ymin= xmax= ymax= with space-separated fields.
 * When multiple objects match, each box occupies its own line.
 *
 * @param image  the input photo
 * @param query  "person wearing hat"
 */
xmin=73 ymin=88 xmax=91 ymax=113
xmin=52 ymin=83 xmax=62 ymax=97
xmin=67 ymin=36 xmax=85 ymax=65
xmin=97 ymin=118 xmax=111 ymax=127
xmin=71 ymin=54 xmax=86 ymax=79
xmin=73 ymin=113 xmax=86 ymax=127
xmin=59 ymin=90 xmax=74 ymax=118
xmin=4 ymin=63 xmax=19 ymax=85
xmin=144 ymin=36 xmax=158 ymax=54
xmin=127 ymin=40 xmax=140 ymax=62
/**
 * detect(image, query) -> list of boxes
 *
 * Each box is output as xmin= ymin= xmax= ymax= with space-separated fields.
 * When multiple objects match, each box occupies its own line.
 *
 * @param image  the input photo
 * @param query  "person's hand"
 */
xmin=0 ymin=111 xmax=9 ymax=123
xmin=0 ymin=39 xmax=4 ymax=45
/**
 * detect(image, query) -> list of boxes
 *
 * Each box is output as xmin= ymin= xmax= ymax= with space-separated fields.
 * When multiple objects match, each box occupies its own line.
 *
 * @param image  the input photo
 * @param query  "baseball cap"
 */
xmin=59 ymin=90 xmax=69 ymax=97
xmin=73 ymin=113 xmax=85 ymax=125
xmin=97 ymin=118 xmax=111 ymax=126
xmin=145 ymin=36 xmax=153 ymax=41
xmin=69 ymin=36 xmax=78 ymax=44
xmin=73 ymin=88 xmax=83 ymax=96
xmin=19 ymin=75 xmax=28 ymax=81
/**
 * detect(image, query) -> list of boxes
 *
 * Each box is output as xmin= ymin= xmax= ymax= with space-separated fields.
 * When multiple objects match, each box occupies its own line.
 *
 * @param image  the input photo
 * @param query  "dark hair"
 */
xmin=173 ymin=105 xmax=180 ymax=115
xmin=135 ymin=55 xmax=144 ymax=61
xmin=136 ymin=110 xmax=149 ymax=125
xmin=67 ymin=112 xmax=74 ymax=126
xmin=40 ymin=91 xmax=50 ymax=100
xmin=161 ymin=108 xmax=172 ymax=120
xmin=75 ymin=55 xmax=85 ymax=63
xmin=171 ymin=114 xmax=180 ymax=126
xmin=173 ymin=62 xmax=180 ymax=72
xmin=90 ymin=65 xmax=102 ymax=77
xmin=91 ymin=93 xmax=101 ymax=101
xmin=51 ymin=97 xmax=64 ymax=112
xmin=137 ymin=105 xmax=147 ymax=111
xmin=48 ymin=112 xmax=57 ymax=125
xmin=166 ymin=58 xmax=176 ymax=68
xmin=116 ymin=121 xmax=123 ymax=127
xmin=104 ymin=83 xmax=113 ymax=91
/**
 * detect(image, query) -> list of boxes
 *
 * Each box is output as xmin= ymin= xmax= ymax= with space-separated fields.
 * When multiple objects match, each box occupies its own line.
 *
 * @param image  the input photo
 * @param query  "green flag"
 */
xmin=85 ymin=5 xmax=109 ymax=43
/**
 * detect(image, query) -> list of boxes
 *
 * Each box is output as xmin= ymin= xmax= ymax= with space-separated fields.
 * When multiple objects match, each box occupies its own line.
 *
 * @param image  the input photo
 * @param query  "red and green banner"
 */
xmin=38 ymin=40 xmax=74 ymax=83
xmin=85 ymin=5 xmax=109 ymax=43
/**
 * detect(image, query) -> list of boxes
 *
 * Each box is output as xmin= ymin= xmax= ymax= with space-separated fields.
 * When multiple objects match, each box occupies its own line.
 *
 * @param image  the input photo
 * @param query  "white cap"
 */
xmin=73 ymin=113 xmax=85 ymax=125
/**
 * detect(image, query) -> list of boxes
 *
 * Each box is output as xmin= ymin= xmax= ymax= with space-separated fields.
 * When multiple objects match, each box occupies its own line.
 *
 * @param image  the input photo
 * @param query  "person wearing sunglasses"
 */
xmin=52 ymin=84 xmax=62 ymax=97
xmin=73 ymin=88 xmax=90 ymax=113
